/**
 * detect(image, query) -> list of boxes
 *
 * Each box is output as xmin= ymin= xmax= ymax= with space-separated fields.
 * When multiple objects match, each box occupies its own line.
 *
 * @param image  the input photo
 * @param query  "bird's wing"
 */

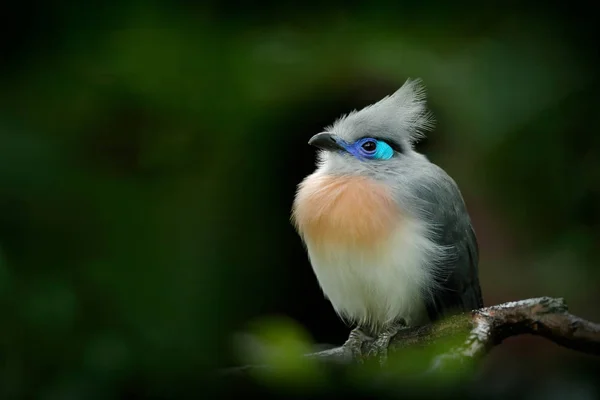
xmin=413 ymin=165 xmax=484 ymax=322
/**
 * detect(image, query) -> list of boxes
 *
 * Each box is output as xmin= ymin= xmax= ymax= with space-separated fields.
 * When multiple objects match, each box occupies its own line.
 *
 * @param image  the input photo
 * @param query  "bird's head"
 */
xmin=309 ymin=78 xmax=435 ymax=179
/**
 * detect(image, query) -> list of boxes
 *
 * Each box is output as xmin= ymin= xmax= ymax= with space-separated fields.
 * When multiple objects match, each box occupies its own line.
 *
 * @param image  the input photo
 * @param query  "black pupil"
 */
xmin=362 ymin=141 xmax=376 ymax=152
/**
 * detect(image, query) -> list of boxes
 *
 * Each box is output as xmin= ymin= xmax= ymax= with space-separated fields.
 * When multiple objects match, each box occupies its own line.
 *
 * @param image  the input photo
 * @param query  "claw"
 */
xmin=368 ymin=324 xmax=402 ymax=366
xmin=342 ymin=327 xmax=372 ymax=363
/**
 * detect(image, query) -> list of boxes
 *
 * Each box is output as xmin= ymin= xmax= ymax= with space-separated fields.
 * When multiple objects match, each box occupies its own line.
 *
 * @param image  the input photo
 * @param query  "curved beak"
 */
xmin=308 ymin=132 xmax=345 ymax=151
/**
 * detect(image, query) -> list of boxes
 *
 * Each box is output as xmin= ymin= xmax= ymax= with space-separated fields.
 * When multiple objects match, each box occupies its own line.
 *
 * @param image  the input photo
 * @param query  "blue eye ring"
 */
xmin=353 ymin=138 xmax=395 ymax=160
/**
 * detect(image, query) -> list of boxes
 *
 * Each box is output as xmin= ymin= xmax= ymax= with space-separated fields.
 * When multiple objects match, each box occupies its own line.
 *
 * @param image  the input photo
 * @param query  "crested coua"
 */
xmin=291 ymin=79 xmax=483 ymax=363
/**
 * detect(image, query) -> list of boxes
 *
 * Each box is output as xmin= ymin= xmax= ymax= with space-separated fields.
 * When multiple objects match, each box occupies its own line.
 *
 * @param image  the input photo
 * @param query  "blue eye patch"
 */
xmin=347 ymin=137 xmax=395 ymax=160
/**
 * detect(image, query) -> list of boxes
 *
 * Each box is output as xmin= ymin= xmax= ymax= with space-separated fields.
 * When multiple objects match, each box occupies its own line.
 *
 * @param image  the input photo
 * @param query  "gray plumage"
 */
xmin=410 ymin=163 xmax=484 ymax=320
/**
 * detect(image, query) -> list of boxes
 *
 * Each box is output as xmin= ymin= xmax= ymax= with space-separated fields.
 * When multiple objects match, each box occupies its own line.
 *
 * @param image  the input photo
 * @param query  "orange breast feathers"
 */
xmin=292 ymin=173 xmax=401 ymax=249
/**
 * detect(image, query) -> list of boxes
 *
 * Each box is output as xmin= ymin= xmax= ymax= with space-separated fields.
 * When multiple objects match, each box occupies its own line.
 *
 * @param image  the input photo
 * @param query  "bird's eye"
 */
xmin=354 ymin=138 xmax=394 ymax=160
xmin=361 ymin=141 xmax=377 ymax=152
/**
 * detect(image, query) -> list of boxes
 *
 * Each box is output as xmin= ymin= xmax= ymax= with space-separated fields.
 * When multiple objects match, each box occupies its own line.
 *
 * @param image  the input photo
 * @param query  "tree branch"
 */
xmin=223 ymin=297 xmax=600 ymax=376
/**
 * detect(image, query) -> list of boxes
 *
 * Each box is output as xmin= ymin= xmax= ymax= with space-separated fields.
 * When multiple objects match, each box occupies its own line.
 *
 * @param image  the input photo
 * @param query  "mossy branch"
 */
xmin=223 ymin=297 xmax=600 ymax=376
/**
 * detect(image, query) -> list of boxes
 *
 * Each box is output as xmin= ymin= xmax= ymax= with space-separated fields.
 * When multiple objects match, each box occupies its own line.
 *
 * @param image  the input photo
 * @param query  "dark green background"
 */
xmin=1 ymin=1 xmax=598 ymax=398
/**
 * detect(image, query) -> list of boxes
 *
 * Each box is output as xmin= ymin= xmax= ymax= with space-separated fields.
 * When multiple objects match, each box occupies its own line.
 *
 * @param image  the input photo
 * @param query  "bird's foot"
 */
xmin=342 ymin=327 xmax=372 ymax=363
xmin=367 ymin=324 xmax=404 ymax=366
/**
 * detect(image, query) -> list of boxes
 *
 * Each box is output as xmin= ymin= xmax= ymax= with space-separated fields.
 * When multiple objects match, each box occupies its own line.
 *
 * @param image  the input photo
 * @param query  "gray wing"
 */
xmin=413 ymin=165 xmax=484 ymax=322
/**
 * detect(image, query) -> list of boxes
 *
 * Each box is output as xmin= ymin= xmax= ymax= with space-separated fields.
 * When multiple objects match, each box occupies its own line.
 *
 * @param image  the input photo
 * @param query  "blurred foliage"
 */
xmin=0 ymin=0 xmax=599 ymax=398
xmin=234 ymin=316 xmax=327 ymax=388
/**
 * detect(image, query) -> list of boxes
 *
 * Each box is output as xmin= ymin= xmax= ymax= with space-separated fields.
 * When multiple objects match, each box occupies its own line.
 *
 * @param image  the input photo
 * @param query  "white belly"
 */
xmin=304 ymin=218 xmax=439 ymax=331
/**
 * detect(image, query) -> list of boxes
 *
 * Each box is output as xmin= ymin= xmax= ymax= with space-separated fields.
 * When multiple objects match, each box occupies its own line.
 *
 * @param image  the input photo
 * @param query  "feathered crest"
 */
xmin=327 ymin=78 xmax=435 ymax=145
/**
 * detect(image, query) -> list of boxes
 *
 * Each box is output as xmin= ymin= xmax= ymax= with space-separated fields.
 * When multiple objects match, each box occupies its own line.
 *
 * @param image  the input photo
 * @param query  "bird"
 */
xmin=291 ymin=78 xmax=484 ymax=364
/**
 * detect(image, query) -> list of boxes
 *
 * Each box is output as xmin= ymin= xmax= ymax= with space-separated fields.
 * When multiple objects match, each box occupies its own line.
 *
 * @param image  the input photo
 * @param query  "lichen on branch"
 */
xmin=222 ymin=297 xmax=600 ymax=380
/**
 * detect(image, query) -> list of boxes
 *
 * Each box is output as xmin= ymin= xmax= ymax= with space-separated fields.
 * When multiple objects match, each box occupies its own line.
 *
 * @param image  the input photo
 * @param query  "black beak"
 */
xmin=308 ymin=132 xmax=345 ymax=151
